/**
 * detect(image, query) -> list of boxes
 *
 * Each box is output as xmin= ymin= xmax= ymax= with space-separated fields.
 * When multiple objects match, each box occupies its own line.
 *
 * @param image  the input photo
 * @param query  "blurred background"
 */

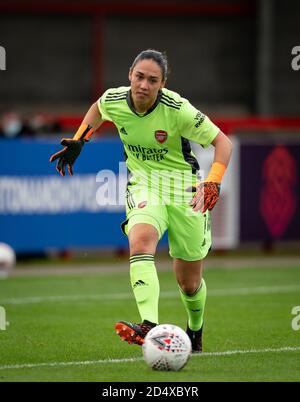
xmin=0 ymin=0 xmax=299 ymax=266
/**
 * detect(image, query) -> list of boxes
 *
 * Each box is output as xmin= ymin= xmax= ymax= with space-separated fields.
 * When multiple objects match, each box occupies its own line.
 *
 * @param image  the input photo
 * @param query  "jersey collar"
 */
xmin=126 ymin=89 xmax=162 ymax=117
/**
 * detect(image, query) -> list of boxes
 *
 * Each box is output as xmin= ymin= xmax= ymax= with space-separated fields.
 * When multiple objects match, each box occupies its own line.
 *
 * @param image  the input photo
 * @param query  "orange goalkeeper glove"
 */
xmin=189 ymin=162 xmax=226 ymax=212
xmin=49 ymin=123 xmax=94 ymax=176
xmin=49 ymin=138 xmax=84 ymax=176
xmin=189 ymin=182 xmax=221 ymax=213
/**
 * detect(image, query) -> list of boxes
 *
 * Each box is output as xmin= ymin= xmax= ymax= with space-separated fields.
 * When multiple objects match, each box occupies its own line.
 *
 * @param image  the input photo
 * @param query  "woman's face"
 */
xmin=129 ymin=58 xmax=165 ymax=110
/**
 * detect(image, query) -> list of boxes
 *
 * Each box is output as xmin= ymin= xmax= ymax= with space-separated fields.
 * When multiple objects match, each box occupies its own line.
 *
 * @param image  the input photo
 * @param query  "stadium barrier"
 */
xmin=0 ymin=124 xmax=299 ymax=253
xmin=0 ymin=138 xmax=130 ymax=253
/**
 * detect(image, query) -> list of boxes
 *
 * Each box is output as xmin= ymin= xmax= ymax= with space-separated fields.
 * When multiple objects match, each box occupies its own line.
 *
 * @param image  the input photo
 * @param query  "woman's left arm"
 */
xmin=191 ymin=131 xmax=233 ymax=212
xmin=210 ymin=130 xmax=232 ymax=168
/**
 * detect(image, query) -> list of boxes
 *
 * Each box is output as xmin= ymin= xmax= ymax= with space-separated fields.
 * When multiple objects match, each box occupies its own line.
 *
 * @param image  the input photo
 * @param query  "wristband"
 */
xmin=73 ymin=123 xmax=94 ymax=141
xmin=205 ymin=162 xmax=226 ymax=184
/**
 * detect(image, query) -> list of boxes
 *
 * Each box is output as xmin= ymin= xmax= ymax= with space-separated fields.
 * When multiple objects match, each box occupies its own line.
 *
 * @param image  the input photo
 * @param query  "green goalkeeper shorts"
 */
xmin=121 ymin=182 xmax=212 ymax=261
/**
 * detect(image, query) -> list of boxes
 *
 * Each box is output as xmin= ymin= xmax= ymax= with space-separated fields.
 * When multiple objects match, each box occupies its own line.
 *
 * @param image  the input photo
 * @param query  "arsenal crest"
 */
xmin=155 ymin=130 xmax=168 ymax=144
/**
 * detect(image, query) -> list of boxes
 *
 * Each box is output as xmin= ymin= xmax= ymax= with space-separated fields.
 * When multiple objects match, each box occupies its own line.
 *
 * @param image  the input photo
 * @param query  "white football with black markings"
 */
xmin=142 ymin=324 xmax=192 ymax=371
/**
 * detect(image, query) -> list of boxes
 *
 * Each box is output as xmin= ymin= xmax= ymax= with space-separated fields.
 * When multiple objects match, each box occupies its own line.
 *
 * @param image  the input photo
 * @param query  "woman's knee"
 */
xmin=130 ymin=238 xmax=155 ymax=254
xmin=129 ymin=224 xmax=158 ymax=255
xmin=174 ymin=258 xmax=203 ymax=295
xmin=178 ymin=280 xmax=201 ymax=296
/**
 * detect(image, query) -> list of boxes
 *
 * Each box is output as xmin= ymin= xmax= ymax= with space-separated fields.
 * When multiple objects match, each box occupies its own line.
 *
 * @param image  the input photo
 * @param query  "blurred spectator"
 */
xmin=0 ymin=111 xmax=62 ymax=138
xmin=27 ymin=112 xmax=62 ymax=135
xmin=0 ymin=112 xmax=24 ymax=138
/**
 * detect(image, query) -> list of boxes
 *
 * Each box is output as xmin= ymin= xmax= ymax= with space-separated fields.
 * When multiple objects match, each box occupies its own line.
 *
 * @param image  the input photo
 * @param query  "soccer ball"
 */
xmin=142 ymin=324 xmax=192 ymax=371
xmin=0 ymin=242 xmax=16 ymax=277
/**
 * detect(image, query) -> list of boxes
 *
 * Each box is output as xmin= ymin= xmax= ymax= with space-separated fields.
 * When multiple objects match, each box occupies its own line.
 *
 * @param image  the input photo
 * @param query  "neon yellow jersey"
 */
xmin=97 ymin=86 xmax=219 ymax=197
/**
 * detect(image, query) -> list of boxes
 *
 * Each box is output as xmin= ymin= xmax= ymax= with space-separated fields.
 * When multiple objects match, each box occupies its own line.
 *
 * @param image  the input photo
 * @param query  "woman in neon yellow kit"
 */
xmin=50 ymin=49 xmax=232 ymax=352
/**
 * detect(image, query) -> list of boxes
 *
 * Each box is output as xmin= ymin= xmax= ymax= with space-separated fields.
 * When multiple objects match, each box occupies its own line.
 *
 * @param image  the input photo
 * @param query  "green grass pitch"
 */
xmin=0 ymin=263 xmax=300 ymax=382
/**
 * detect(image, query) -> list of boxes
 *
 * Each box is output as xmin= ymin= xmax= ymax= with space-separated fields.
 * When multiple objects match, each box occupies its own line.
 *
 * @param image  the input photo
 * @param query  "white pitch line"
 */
xmin=200 ymin=346 xmax=300 ymax=356
xmin=0 ymin=357 xmax=144 ymax=371
xmin=1 ymin=285 xmax=300 ymax=305
xmin=0 ymin=346 xmax=300 ymax=371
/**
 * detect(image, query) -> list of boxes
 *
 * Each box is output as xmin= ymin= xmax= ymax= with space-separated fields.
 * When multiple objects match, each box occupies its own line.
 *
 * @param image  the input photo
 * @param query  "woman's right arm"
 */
xmin=73 ymin=101 xmax=105 ymax=141
xmin=49 ymin=102 xmax=105 ymax=176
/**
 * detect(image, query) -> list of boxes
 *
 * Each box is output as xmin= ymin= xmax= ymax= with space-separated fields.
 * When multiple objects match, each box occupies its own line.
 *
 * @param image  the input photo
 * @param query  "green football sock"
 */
xmin=179 ymin=278 xmax=207 ymax=331
xmin=130 ymin=254 xmax=159 ymax=324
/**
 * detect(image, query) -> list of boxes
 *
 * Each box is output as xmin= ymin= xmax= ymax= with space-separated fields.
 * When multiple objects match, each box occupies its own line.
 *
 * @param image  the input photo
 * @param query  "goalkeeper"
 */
xmin=50 ymin=49 xmax=232 ymax=352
